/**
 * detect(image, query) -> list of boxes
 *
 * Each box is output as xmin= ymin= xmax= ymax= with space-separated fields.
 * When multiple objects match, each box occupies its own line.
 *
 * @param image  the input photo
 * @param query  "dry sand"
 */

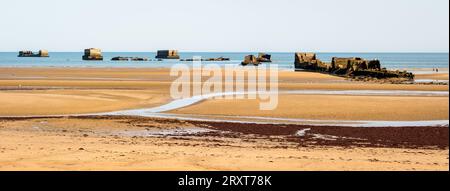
xmin=0 ymin=89 xmax=169 ymax=116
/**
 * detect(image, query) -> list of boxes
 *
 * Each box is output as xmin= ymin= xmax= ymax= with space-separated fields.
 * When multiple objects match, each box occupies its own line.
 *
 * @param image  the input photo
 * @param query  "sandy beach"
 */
xmin=0 ymin=116 xmax=448 ymax=171
xmin=0 ymin=67 xmax=448 ymax=171
xmin=0 ymin=67 xmax=447 ymax=117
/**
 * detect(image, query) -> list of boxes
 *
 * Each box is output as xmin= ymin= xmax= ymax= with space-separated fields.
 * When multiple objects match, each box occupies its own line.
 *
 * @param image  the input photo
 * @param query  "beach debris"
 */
xmin=155 ymin=50 xmax=180 ymax=59
xmin=256 ymin=53 xmax=272 ymax=62
xmin=294 ymin=52 xmax=414 ymax=80
xmin=18 ymin=50 xmax=49 ymax=57
xmin=111 ymin=57 xmax=149 ymax=61
xmin=241 ymin=55 xmax=261 ymax=66
xmin=82 ymin=48 xmax=103 ymax=61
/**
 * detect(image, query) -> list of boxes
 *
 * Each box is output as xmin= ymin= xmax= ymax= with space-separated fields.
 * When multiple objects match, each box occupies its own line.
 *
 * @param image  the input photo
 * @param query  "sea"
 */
xmin=0 ymin=52 xmax=448 ymax=71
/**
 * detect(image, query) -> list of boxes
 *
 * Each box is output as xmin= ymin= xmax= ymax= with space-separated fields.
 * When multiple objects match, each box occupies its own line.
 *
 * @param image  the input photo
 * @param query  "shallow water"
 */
xmin=107 ymin=90 xmax=449 ymax=114
xmin=414 ymin=79 xmax=449 ymax=83
xmin=103 ymin=112 xmax=449 ymax=128
xmin=104 ymin=90 xmax=449 ymax=127
xmin=112 ymin=127 xmax=214 ymax=137
xmin=0 ymin=52 xmax=448 ymax=70
xmin=1 ymin=89 xmax=447 ymax=127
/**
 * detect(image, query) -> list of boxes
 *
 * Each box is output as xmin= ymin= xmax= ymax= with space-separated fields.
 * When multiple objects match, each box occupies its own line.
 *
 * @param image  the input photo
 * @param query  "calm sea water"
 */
xmin=0 ymin=52 xmax=448 ymax=70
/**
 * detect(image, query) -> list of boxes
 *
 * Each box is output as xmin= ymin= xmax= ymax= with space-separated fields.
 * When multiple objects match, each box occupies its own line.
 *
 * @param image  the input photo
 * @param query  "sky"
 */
xmin=0 ymin=0 xmax=448 ymax=52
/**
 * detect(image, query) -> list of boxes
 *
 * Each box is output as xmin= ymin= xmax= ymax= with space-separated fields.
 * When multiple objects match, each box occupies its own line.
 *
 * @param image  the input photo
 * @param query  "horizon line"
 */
xmin=0 ymin=51 xmax=449 ymax=54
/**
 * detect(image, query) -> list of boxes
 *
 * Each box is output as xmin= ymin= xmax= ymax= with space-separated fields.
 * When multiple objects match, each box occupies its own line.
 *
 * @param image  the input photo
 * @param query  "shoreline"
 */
xmin=1 ymin=114 xmax=448 ymax=128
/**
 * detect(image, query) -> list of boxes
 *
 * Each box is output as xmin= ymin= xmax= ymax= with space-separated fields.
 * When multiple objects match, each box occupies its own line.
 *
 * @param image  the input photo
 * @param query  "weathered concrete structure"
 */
xmin=180 ymin=57 xmax=230 ymax=62
xmin=257 ymin=53 xmax=272 ymax=62
xmin=294 ymin=53 xmax=329 ymax=71
xmin=111 ymin=57 xmax=148 ymax=61
xmin=155 ymin=50 xmax=180 ymax=59
xmin=18 ymin=50 xmax=49 ymax=57
xmin=205 ymin=57 xmax=230 ymax=61
xmin=295 ymin=52 xmax=414 ymax=80
xmin=241 ymin=55 xmax=260 ymax=66
xmin=331 ymin=57 xmax=382 ymax=74
xmin=131 ymin=57 xmax=148 ymax=61
xmin=39 ymin=50 xmax=49 ymax=57
xmin=82 ymin=48 xmax=103 ymax=61
xmin=111 ymin=57 xmax=129 ymax=61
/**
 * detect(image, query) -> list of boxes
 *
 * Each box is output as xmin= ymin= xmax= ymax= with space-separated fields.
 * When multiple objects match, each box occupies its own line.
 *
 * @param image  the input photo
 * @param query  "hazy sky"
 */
xmin=0 ymin=0 xmax=448 ymax=52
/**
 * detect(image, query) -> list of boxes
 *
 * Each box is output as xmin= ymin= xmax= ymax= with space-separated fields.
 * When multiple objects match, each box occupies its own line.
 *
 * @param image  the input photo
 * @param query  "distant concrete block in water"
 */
xmin=18 ymin=50 xmax=49 ymax=57
xmin=241 ymin=55 xmax=260 ymax=66
xmin=257 ymin=53 xmax=272 ymax=62
xmin=206 ymin=57 xmax=230 ymax=61
xmin=180 ymin=57 xmax=230 ymax=62
xmin=131 ymin=57 xmax=149 ymax=61
xmin=111 ymin=57 xmax=130 ymax=61
xmin=38 ymin=50 xmax=49 ymax=57
xmin=83 ymin=48 xmax=103 ymax=61
xmin=155 ymin=50 xmax=180 ymax=59
xmin=294 ymin=52 xmax=414 ymax=80
xmin=111 ymin=57 xmax=149 ymax=61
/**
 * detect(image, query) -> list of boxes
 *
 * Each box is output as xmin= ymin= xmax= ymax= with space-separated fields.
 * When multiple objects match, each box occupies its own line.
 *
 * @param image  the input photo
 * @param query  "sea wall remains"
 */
xmin=295 ymin=52 xmax=415 ymax=80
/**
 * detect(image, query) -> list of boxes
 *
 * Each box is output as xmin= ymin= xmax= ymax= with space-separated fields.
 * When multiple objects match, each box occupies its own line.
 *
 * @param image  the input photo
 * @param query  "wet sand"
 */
xmin=416 ymin=73 xmax=449 ymax=80
xmin=171 ymin=94 xmax=449 ymax=121
xmin=0 ymin=67 xmax=448 ymax=171
xmin=0 ymin=67 xmax=448 ymax=117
